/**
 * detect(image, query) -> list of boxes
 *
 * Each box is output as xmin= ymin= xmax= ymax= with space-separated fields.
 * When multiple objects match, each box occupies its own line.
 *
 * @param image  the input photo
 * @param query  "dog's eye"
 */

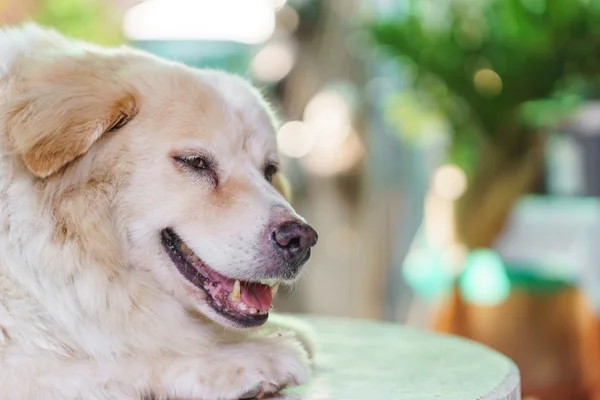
xmin=264 ymin=164 xmax=278 ymax=184
xmin=173 ymin=153 xmax=219 ymax=186
xmin=175 ymin=155 xmax=207 ymax=170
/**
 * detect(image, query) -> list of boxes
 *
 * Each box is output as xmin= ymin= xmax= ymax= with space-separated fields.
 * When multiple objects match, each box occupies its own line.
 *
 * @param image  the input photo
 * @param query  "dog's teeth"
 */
xmin=270 ymin=283 xmax=280 ymax=296
xmin=179 ymin=241 xmax=192 ymax=256
xmin=249 ymin=308 xmax=257 ymax=315
xmin=239 ymin=303 xmax=248 ymax=311
xmin=229 ymin=280 xmax=241 ymax=301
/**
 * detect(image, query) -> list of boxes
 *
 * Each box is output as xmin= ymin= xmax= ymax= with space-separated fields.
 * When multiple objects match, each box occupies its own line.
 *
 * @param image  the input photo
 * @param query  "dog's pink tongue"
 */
xmin=240 ymin=282 xmax=272 ymax=310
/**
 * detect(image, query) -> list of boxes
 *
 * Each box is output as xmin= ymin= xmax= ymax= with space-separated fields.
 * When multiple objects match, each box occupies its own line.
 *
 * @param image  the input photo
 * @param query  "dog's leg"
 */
xmin=0 ymin=334 xmax=309 ymax=400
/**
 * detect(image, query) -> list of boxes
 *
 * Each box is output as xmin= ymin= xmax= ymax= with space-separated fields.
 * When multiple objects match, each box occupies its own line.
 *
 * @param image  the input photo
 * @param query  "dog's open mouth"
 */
xmin=160 ymin=228 xmax=277 ymax=327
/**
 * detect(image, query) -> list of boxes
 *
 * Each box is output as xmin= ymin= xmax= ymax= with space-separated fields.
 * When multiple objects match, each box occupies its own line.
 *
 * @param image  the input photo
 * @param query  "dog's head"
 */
xmin=1 ymin=32 xmax=317 ymax=329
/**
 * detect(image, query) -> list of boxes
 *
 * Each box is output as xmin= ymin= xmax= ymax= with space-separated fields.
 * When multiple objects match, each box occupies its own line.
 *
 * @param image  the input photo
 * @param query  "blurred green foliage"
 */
xmin=371 ymin=0 xmax=600 ymax=169
xmin=34 ymin=0 xmax=123 ymax=45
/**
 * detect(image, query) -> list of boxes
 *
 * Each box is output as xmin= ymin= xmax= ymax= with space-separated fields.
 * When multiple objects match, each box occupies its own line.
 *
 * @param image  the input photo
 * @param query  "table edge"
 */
xmin=290 ymin=314 xmax=522 ymax=399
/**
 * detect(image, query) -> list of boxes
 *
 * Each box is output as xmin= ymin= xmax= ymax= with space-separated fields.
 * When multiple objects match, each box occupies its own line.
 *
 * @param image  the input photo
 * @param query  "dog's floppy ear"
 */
xmin=272 ymin=172 xmax=293 ymax=203
xmin=2 ymin=52 xmax=137 ymax=178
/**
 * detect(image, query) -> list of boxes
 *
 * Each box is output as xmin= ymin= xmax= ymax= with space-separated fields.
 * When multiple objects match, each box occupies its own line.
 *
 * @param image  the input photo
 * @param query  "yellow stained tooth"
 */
xmin=270 ymin=283 xmax=280 ymax=297
xmin=230 ymin=280 xmax=241 ymax=301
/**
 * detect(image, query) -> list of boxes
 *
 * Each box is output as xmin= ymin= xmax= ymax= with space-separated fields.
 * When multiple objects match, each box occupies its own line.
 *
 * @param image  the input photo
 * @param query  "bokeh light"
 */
xmin=123 ymin=0 xmax=275 ymax=44
xmin=269 ymin=0 xmax=287 ymax=10
xmin=251 ymin=41 xmax=295 ymax=82
xmin=431 ymin=164 xmax=468 ymax=201
xmin=277 ymin=121 xmax=315 ymax=158
xmin=460 ymin=249 xmax=511 ymax=306
xmin=276 ymin=5 xmax=300 ymax=33
xmin=473 ymin=69 xmax=503 ymax=98
xmin=300 ymin=129 xmax=363 ymax=176
xmin=303 ymin=89 xmax=352 ymax=151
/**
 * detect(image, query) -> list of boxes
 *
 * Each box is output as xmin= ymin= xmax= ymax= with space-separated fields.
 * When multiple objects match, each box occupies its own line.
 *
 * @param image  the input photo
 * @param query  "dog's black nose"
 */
xmin=272 ymin=221 xmax=318 ymax=264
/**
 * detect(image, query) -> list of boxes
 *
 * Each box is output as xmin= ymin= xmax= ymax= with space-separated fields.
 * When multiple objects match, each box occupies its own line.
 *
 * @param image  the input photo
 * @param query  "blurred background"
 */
xmin=4 ymin=0 xmax=600 ymax=398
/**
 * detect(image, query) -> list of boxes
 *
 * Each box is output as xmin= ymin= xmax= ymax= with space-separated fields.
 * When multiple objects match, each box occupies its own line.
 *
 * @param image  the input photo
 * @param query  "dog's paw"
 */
xmin=227 ymin=333 xmax=310 ymax=399
xmin=160 ymin=334 xmax=309 ymax=400
xmin=261 ymin=314 xmax=318 ymax=361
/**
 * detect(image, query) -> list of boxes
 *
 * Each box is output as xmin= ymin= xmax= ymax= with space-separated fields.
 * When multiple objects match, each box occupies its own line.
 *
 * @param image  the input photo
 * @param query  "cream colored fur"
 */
xmin=0 ymin=24 xmax=314 ymax=400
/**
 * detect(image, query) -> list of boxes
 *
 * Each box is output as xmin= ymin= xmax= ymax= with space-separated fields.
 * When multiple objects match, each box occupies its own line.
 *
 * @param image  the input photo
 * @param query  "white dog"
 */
xmin=0 ymin=24 xmax=318 ymax=400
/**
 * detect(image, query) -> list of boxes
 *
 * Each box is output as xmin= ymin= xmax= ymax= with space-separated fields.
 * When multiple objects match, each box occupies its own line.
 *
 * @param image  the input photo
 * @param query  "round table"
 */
xmin=278 ymin=316 xmax=520 ymax=400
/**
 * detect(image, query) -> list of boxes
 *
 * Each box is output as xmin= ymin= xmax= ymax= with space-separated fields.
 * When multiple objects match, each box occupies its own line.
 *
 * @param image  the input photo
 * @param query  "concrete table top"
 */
xmin=278 ymin=316 xmax=520 ymax=400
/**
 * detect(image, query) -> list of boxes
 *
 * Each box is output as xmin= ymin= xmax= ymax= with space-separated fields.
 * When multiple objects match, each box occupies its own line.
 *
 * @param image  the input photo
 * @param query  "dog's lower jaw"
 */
xmin=0 ymin=330 xmax=311 ymax=400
